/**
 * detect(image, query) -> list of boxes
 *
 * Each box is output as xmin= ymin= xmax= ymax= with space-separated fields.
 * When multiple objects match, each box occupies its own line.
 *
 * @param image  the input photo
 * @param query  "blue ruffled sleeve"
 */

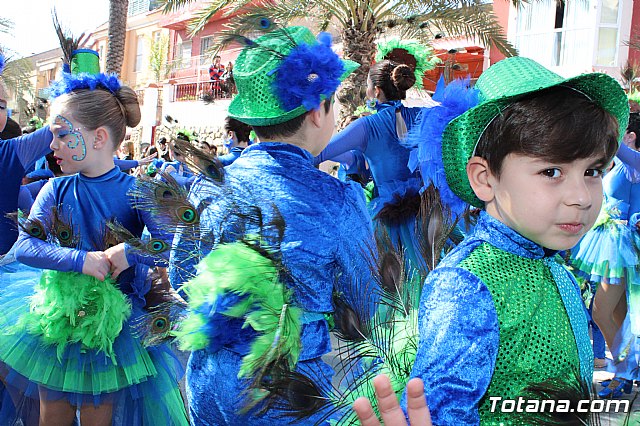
xmin=314 ymin=118 xmax=368 ymax=166
xmin=404 ymin=266 xmax=499 ymax=425
xmin=615 ymin=143 xmax=640 ymax=172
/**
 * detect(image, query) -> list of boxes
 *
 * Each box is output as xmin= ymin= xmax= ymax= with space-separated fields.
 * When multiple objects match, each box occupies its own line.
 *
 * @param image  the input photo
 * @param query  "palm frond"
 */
xmin=186 ymin=0 xmax=253 ymax=36
xmin=0 ymin=17 xmax=13 ymax=35
xmin=160 ymin=0 xmax=196 ymax=13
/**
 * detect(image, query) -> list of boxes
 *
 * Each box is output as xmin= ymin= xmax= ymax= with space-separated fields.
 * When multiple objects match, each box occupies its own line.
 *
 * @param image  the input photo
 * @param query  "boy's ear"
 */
xmin=307 ymin=102 xmax=328 ymax=129
xmin=467 ymin=156 xmax=495 ymax=203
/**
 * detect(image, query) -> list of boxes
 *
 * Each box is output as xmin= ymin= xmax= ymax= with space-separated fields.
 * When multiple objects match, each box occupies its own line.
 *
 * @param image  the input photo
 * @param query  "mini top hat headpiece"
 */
xmin=441 ymin=57 xmax=629 ymax=208
xmin=49 ymin=13 xmax=121 ymax=99
xmin=375 ymin=38 xmax=440 ymax=89
xmin=228 ymin=25 xmax=359 ymax=126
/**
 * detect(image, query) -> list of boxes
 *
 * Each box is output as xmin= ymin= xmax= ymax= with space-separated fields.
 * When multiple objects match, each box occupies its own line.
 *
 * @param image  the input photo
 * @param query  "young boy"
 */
xmin=406 ymin=57 xmax=628 ymax=424
xmin=170 ymin=26 xmax=377 ymax=424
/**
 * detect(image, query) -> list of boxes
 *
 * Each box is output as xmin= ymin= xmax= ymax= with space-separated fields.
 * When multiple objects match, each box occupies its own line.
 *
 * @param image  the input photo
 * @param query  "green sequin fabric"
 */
xmin=459 ymin=243 xmax=581 ymax=424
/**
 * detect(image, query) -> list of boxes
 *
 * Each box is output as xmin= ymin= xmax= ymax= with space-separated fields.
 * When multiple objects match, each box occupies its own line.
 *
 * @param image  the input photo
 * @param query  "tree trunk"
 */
xmin=336 ymin=26 xmax=377 ymax=128
xmin=106 ymin=0 xmax=129 ymax=76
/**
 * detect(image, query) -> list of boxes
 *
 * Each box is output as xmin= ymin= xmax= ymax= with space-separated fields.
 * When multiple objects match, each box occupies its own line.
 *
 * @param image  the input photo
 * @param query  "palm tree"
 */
xmin=106 ymin=0 xmax=130 ymax=76
xmin=161 ymin=0 xmax=516 ymax=120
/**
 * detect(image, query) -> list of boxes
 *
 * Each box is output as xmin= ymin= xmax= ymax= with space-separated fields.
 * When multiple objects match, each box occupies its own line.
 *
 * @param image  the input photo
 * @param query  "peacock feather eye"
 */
xmin=57 ymin=225 xmax=74 ymax=246
xmin=205 ymin=164 xmax=222 ymax=181
xmin=28 ymin=225 xmax=44 ymax=239
xmin=259 ymin=17 xmax=272 ymax=30
xmin=151 ymin=316 xmax=169 ymax=333
xmin=155 ymin=186 xmax=177 ymax=200
xmin=146 ymin=239 xmax=168 ymax=254
xmin=176 ymin=206 xmax=198 ymax=224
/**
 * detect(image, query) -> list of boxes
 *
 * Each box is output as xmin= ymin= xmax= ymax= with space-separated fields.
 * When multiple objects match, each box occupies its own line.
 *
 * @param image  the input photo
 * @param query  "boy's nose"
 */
xmin=566 ymin=178 xmax=593 ymax=209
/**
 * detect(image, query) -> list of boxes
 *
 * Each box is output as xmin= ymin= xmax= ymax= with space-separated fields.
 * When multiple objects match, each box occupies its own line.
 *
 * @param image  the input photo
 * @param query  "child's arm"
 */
xmin=314 ymin=118 xmax=369 ymax=166
xmin=13 ymin=126 xmax=53 ymax=171
xmin=14 ymin=181 xmax=110 ymax=280
xmin=405 ymin=267 xmax=499 ymax=425
xmin=615 ymin=143 xmax=640 ymax=171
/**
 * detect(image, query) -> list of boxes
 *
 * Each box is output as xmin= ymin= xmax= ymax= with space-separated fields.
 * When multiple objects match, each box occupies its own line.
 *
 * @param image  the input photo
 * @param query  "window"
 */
xmin=595 ymin=0 xmax=621 ymax=66
xmin=179 ymin=40 xmax=192 ymax=69
xmin=135 ymin=35 xmax=146 ymax=72
xmin=514 ymin=0 xmax=594 ymax=70
xmin=200 ymin=36 xmax=215 ymax=65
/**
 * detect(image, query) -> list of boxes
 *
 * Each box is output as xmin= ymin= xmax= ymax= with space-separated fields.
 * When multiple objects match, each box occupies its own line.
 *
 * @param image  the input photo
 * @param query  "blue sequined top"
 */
xmin=405 ymin=212 xmax=591 ymax=425
xmin=170 ymin=142 xmax=376 ymax=360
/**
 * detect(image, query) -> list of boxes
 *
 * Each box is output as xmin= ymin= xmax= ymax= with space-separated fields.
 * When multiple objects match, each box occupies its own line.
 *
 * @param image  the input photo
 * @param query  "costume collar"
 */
xmin=474 ymin=211 xmax=548 ymax=259
xmin=78 ymin=166 xmax=120 ymax=182
xmin=243 ymin=142 xmax=314 ymax=163
xmin=375 ymin=100 xmax=403 ymax=112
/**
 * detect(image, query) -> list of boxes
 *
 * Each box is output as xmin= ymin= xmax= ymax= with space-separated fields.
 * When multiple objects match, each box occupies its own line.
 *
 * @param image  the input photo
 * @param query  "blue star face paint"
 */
xmin=54 ymin=114 xmax=87 ymax=161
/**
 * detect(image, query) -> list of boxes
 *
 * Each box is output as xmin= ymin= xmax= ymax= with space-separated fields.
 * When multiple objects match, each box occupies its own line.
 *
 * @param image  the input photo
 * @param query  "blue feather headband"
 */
xmin=48 ymin=72 xmax=122 ymax=99
xmin=406 ymin=77 xmax=480 ymax=217
xmin=272 ymin=32 xmax=345 ymax=111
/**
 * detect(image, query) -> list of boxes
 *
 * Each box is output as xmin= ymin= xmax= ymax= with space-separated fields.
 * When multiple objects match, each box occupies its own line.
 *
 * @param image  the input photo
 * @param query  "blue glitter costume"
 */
xmin=405 ymin=212 xmax=591 ymax=425
xmin=171 ymin=142 xmax=376 ymax=425
xmin=0 ymin=166 xmax=187 ymax=425
xmin=314 ymin=101 xmax=423 ymax=266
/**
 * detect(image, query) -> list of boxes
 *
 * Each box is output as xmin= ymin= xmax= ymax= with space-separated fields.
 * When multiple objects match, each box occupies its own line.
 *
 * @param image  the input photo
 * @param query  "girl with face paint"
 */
xmin=0 ymin=72 xmax=188 ymax=425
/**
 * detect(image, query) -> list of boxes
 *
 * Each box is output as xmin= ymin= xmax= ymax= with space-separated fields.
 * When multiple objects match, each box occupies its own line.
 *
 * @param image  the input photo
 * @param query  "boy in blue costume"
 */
xmin=169 ymin=26 xmax=377 ymax=425
xmin=405 ymin=57 xmax=628 ymax=424
xmin=218 ymin=116 xmax=251 ymax=166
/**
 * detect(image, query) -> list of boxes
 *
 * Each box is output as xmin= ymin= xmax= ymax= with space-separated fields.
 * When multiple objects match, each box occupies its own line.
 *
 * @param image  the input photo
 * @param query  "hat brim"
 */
xmin=228 ymin=59 xmax=360 ymax=127
xmin=442 ymin=72 xmax=630 ymax=208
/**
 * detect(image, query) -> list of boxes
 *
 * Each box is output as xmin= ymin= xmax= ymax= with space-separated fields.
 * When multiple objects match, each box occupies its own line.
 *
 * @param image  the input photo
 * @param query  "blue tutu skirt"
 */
xmin=570 ymin=210 xmax=640 ymax=285
xmin=0 ymin=262 xmax=188 ymax=425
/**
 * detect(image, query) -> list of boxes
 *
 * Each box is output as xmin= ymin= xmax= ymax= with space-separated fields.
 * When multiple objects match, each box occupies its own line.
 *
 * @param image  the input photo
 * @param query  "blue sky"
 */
xmin=1 ymin=0 xmax=109 ymax=58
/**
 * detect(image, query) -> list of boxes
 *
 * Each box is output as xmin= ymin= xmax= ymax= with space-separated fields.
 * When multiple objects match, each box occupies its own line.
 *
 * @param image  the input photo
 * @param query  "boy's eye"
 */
xmin=585 ymin=168 xmax=604 ymax=178
xmin=541 ymin=168 xmax=561 ymax=178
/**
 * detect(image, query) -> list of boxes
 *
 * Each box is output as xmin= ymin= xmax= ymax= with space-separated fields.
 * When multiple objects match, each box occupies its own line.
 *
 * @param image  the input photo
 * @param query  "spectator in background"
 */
xmin=221 ymin=62 xmax=235 ymax=97
xmin=208 ymin=55 xmax=225 ymax=96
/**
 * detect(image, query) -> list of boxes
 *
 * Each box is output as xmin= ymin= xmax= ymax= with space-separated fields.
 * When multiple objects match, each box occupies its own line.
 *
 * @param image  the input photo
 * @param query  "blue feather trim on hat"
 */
xmin=406 ymin=78 xmax=480 ymax=217
xmin=0 ymin=53 xmax=5 ymax=76
xmin=48 ymin=72 xmax=122 ymax=99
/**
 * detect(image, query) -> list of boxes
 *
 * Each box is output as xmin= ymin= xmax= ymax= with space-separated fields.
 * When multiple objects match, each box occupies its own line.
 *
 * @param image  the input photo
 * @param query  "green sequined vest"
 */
xmin=458 ymin=243 xmax=580 ymax=425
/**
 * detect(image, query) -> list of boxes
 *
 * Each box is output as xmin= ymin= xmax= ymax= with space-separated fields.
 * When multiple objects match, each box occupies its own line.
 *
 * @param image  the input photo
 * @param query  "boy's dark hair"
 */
xmin=627 ymin=112 xmax=640 ymax=149
xmin=369 ymin=60 xmax=416 ymax=101
xmin=475 ymin=86 xmax=619 ymax=178
xmin=224 ymin=117 xmax=253 ymax=143
xmin=0 ymin=117 xmax=22 ymax=139
xmin=252 ymin=96 xmax=333 ymax=140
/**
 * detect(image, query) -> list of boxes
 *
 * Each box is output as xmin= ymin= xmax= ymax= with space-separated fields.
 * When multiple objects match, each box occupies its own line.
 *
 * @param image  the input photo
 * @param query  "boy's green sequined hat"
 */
xmin=442 ymin=56 xmax=630 ymax=208
xmin=228 ymin=26 xmax=359 ymax=126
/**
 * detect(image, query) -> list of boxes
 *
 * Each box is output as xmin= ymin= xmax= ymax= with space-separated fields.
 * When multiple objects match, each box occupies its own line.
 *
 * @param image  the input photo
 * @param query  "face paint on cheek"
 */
xmin=54 ymin=114 xmax=87 ymax=161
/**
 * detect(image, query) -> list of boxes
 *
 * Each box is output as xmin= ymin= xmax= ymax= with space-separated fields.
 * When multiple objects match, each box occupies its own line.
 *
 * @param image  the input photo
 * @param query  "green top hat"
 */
xmin=228 ymin=26 xmax=359 ymax=126
xmin=442 ymin=57 xmax=630 ymax=208
xmin=70 ymin=49 xmax=100 ymax=75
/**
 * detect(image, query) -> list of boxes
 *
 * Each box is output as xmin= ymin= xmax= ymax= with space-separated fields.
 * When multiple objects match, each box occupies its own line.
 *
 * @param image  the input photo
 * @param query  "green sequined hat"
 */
xmin=228 ymin=26 xmax=359 ymax=126
xmin=442 ymin=56 xmax=630 ymax=208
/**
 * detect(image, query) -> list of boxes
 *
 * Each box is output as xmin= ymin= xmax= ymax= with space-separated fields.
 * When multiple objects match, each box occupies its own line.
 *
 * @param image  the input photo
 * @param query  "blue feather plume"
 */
xmin=273 ymin=33 xmax=345 ymax=112
xmin=0 ymin=53 xmax=5 ymax=75
xmin=406 ymin=78 xmax=480 ymax=217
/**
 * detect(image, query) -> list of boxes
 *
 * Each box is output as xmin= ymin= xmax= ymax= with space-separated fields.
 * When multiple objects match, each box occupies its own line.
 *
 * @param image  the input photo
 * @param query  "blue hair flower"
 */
xmin=273 ymin=32 xmax=345 ymax=112
xmin=48 ymin=72 xmax=122 ymax=99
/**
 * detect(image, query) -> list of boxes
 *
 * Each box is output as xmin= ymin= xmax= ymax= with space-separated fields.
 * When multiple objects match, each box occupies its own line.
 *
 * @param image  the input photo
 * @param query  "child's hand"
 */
xmin=104 ymin=243 xmax=130 ymax=279
xmin=82 ymin=251 xmax=111 ymax=281
xmin=353 ymin=375 xmax=431 ymax=426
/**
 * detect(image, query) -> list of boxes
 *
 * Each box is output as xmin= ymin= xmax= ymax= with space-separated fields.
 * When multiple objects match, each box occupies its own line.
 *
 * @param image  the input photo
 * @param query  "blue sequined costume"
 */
xmin=314 ymin=101 xmax=423 ymax=266
xmin=170 ymin=143 xmax=376 ymax=425
xmin=405 ymin=212 xmax=592 ymax=425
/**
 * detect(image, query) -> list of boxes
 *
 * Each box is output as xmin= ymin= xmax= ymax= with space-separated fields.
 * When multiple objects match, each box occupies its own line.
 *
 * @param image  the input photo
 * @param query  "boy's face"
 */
xmin=483 ymin=153 xmax=606 ymax=250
